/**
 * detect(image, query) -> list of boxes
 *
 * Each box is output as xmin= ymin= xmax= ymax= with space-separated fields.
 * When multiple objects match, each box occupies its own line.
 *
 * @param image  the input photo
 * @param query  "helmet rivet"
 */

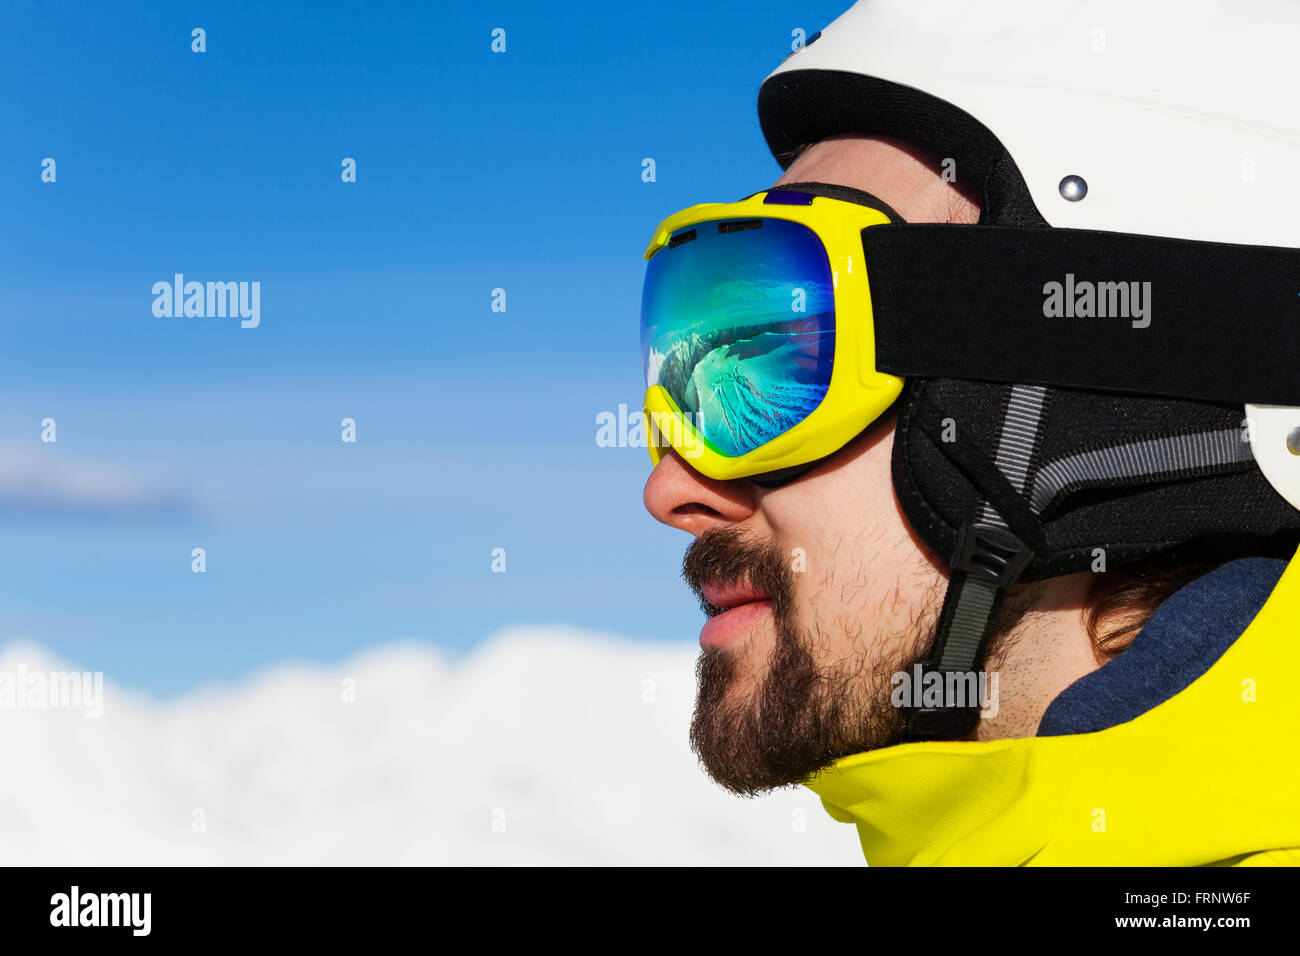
xmin=1059 ymin=175 xmax=1088 ymax=202
xmin=1287 ymin=427 xmax=1300 ymax=456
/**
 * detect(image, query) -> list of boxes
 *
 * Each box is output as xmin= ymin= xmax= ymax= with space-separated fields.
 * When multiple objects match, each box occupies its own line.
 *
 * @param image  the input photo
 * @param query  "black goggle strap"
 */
xmin=865 ymin=224 xmax=1300 ymax=406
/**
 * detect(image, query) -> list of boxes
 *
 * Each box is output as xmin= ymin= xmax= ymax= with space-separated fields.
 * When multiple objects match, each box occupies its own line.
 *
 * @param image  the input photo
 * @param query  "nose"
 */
xmin=643 ymin=449 xmax=758 ymax=537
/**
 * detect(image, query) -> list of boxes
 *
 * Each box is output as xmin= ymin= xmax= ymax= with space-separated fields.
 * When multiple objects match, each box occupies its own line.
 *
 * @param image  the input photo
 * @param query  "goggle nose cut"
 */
xmin=749 ymin=462 xmax=820 ymax=488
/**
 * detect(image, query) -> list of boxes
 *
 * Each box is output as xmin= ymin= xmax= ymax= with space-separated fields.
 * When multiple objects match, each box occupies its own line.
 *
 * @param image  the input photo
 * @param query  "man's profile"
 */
xmin=639 ymin=0 xmax=1300 ymax=866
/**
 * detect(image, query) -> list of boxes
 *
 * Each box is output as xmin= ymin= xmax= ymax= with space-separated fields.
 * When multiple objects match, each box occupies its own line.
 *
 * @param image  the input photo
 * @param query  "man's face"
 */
xmin=642 ymin=134 xmax=981 ymax=795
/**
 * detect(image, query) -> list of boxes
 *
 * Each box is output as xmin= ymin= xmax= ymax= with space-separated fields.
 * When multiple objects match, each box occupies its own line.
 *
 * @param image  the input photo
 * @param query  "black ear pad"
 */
xmin=892 ymin=378 xmax=1300 ymax=581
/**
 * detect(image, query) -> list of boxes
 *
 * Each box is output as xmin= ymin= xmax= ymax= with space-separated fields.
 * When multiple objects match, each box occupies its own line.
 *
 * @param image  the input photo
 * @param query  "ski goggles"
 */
xmin=641 ymin=181 xmax=1300 ymax=490
xmin=640 ymin=186 xmax=904 ymax=482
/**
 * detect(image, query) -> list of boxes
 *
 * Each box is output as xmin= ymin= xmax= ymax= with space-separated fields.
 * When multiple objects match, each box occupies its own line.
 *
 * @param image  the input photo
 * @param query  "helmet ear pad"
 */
xmin=892 ymin=378 xmax=1300 ymax=581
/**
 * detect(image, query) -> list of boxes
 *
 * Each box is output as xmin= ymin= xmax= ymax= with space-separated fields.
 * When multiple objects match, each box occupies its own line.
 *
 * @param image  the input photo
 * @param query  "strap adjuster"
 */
xmin=951 ymin=522 xmax=1034 ymax=590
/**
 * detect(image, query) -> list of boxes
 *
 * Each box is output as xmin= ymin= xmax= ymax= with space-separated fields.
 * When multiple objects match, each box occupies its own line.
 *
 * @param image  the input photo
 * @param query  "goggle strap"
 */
xmin=867 ymin=223 xmax=1300 ymax=405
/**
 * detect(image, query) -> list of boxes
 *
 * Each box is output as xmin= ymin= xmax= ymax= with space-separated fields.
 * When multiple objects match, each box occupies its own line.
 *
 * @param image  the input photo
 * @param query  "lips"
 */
xmin=698 ymin=580 xmax=773 ymax=648
xmin=701 ymin=580 xmax=771 ymax=613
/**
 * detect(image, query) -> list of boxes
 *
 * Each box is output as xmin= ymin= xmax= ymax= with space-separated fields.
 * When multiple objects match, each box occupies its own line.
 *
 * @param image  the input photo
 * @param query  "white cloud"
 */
xmin=0 ymin=628 xmax=865 ymax=865
xmin=0 ymin=445 xmax=190 ymax=518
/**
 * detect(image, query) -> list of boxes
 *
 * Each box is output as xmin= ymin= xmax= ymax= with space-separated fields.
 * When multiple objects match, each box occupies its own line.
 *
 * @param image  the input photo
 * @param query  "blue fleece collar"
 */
xmin=1037 ymin=557 xmax=1285 ymax=736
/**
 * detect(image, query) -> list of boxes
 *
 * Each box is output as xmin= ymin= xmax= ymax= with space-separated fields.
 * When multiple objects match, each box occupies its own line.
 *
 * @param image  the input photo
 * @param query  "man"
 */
xmin=639 ymin=0 xmax=1300 ymax=865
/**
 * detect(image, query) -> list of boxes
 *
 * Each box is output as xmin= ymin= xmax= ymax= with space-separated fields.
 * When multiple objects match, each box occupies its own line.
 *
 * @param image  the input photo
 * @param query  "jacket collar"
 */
xmin=803 ymin=548 xmax=1300 ymax=865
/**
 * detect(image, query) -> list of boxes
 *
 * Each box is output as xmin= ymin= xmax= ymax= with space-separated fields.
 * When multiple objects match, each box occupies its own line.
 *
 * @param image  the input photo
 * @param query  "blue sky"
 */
xmin=0 ymin=0 xmax=848 ymax=694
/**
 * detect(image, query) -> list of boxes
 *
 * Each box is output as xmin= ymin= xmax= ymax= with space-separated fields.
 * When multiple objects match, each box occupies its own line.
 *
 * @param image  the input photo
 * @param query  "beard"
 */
xmin=683 ymin=526 xmax=1041 ymax=796
xmin=684 ymin=526 xmax=929 ymax=797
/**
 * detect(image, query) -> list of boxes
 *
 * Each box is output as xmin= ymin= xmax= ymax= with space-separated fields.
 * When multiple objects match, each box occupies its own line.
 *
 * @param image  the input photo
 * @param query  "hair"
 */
xmin=1083 ymin=555 xmax=1219 ymax=657
xmin=1081 ymin=534 xmax=1300 ymax=657
xmin=776 ymin=140 xmax=817 ymax=168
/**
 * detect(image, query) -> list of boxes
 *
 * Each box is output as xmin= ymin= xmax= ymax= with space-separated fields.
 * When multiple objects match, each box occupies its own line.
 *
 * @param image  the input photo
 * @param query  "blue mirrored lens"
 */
xmin=641 ymin=217 xmax=835 ymax=457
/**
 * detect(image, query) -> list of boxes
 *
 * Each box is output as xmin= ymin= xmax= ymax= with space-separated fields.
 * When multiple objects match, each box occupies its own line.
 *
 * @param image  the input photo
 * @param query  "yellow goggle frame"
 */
xmin=642 ymin=189 xmax=904 ymax=482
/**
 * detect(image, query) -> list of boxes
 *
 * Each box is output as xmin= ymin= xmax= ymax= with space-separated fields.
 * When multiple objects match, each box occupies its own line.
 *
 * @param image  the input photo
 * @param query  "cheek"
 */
xmin=761 ymin=427 xmax=902 ymax=567
xmin=760 ymin=426 xmax=938 ymax=649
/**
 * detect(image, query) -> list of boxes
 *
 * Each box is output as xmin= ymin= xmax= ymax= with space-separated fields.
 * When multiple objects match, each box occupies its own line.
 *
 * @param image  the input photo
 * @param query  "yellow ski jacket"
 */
xmin=804 ymin=551 xmax=1300 ymax=866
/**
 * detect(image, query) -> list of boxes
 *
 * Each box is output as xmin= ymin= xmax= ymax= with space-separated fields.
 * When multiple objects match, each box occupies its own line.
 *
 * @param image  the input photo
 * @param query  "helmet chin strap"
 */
xmin=905 ymin=522 xmax=1034 ymax=739
xmin=904 ymin=384 xmax=1047 ymax=740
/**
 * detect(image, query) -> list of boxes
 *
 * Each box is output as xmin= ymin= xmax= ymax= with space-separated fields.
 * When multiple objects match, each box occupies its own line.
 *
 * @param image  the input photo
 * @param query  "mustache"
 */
xmin=682 ymin=527 xmax=794 ymax=619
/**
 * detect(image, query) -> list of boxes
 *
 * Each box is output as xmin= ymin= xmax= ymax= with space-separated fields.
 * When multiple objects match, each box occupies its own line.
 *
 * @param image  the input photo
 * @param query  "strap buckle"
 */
xmin=951 ymin=522 xmax=1034 ymax=590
